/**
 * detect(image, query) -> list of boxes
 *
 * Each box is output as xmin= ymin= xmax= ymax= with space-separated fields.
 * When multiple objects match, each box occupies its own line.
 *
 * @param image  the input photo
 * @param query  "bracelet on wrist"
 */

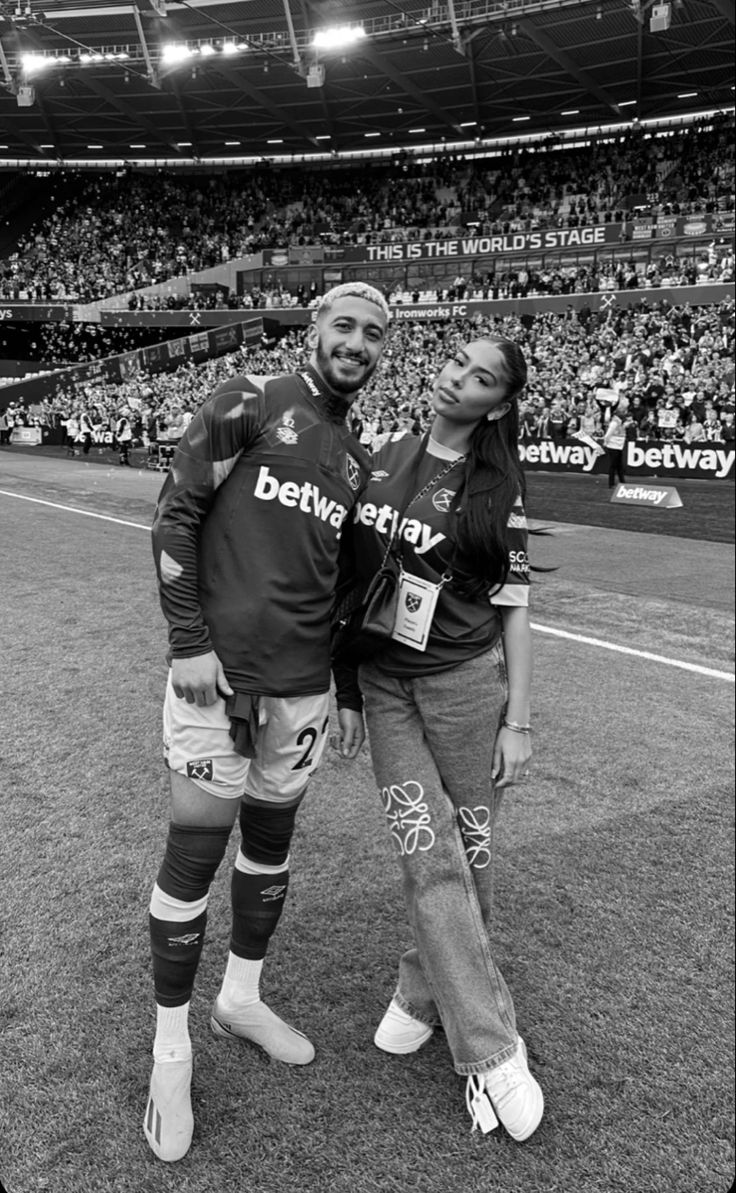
xmin=502 ymin=720 xmax=532 ymax=735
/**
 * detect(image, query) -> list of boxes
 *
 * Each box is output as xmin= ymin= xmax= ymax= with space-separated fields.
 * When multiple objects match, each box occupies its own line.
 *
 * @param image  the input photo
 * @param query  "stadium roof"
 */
xmin=0 ymin=0 xmax=733 ymax=166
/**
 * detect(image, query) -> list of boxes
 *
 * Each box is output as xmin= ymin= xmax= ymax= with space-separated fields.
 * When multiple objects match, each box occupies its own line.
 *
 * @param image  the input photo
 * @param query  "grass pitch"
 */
xmin=0 ymin=453 xmax=733 ymax=1193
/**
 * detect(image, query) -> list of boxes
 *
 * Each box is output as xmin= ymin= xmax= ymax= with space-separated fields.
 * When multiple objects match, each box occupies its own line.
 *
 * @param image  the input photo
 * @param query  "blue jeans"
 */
xmin=361 ymin=646 xmax=519 ymax=1076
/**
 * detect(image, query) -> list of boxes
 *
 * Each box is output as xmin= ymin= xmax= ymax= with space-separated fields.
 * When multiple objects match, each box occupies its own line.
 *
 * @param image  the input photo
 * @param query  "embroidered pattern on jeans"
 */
xmin=382 ymin=781 xmax=435 ymax=855
xmin=458 ymin=806 xmax=492 ymax=869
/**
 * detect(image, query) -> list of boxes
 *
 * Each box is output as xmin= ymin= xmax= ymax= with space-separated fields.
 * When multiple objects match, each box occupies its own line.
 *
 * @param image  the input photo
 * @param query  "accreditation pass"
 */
xmin=391 ymin=570 xmax=443 ymax=651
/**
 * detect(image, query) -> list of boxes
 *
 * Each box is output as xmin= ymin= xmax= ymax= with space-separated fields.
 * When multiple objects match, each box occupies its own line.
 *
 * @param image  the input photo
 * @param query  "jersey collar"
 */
xmin=300 ymin=364 xmax=353 ymax=423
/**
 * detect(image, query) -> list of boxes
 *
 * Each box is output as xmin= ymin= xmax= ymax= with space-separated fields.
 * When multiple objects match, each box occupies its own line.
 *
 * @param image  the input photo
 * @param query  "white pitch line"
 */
xmin=2 ymin=488 xmax=733 ymax=684
xmin=0 ymin=489 xmax=150 ymax=531
xmin=530 ymin=622 xmax=734 ymax=682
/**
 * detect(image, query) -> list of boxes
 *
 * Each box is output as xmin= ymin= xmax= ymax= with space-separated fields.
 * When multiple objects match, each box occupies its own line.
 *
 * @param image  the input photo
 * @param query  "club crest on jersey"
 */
xmin=432 ymin=488 xmax=456 ymax=513
xmin=345 ymin=454 xmax=361 ymax=491
xmin=276 ymin=413 xmax=299 ymax=445
xmin=187 ymin=759 xmax=214 ymax=781
xmin=405 ymin=592 xmax=423 ymax=614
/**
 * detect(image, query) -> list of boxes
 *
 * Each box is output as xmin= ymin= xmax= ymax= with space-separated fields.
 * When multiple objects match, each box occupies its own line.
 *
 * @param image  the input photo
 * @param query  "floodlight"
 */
xmin=21 ymin=52 xmax=54 ymax=75
xmin=312 ymin=25 xmax=365 ymax=51
xmin=161 ymin=42 xmax=193 ymax=64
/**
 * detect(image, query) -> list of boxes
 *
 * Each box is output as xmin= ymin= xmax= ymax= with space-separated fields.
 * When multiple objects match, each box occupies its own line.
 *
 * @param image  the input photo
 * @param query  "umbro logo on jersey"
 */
xmin=432 ymin=487 xmax=456 ymax=513
xmin=345 ymin=454 xmax=361 ymax=491
xmin=187 ymin=758 xmax=214 ymax=781
xmin=370 ymin=470 xmax=389 ymax=481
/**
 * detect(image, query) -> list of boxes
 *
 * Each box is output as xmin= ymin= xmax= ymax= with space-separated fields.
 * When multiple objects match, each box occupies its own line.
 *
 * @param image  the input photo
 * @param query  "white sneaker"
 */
xmin=211 ymin=997 xmax=315 ymax=1065
xmin=374 ymin=997 xmax=435 ymax=1054
xmin=466 ymin=1037 xmax=544 ymax=1141
xmin=143 ymin=1056 xmax=194 ymax=1162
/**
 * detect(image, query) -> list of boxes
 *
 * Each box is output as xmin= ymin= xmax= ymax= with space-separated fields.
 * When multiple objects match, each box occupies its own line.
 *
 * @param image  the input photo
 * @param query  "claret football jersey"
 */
xmin=351 ymin=432 xmax=530 ymax=677
xmin=152 ymin=366 xmax=371 ymax=696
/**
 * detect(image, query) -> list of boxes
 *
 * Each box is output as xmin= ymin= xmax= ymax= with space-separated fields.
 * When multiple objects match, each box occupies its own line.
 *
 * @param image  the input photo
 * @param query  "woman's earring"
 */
xmin=486 ymin=403 xmax=510 ymax=422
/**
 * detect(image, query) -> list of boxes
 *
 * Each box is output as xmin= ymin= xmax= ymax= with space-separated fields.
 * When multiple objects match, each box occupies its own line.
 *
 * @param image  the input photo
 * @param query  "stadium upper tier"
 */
xmin=1 ymin=117 xmax=733 ymax=306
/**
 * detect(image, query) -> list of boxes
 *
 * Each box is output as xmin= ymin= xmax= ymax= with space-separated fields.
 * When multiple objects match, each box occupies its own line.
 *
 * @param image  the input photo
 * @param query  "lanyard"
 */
xmin=382 ymin=434 xmax=466 ymax=570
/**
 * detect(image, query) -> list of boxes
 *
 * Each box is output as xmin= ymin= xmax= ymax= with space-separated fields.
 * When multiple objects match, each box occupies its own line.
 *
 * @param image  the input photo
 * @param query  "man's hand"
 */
xmin=171 ymin=651 xmax=234 ymax=707
xmin=335 ymin=707 xmax=365 ymax=759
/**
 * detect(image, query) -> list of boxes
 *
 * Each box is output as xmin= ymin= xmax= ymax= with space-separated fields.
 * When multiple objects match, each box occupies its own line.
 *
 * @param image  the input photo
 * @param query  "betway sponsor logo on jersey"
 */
xmin=627 ymin=443 xmax=734 ymax=479
xmin=354 ymin=500 xmax=445 ymax=554
xmin=254 ymin=465 xmax=347 ymax=528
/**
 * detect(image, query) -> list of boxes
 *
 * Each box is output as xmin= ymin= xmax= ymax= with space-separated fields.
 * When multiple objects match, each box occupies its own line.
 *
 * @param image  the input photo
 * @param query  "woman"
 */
xmin=348 ymin=337 xmax=544 ymax=1142
xmin=580 ymin=396 xmax=602 ymax=438
xmin=115 ymin=408 xmax=134 ymax=466
xmin=683 ymin=412 xmax=706 ymax=444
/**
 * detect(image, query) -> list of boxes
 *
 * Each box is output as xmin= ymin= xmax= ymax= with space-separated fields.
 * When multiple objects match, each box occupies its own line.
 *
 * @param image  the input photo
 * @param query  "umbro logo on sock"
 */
xmin=261 ymin=885 xmax=287 ymax=902
xmin=167 ymin=932 xmax=201 ymax=947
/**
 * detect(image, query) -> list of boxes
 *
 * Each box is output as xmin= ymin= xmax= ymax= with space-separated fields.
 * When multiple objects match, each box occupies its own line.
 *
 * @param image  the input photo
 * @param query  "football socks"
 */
xmin=149 ymin=822 xmax=231 ymax=1007
xmin=230 ymin=853 xmax=290 ymax=961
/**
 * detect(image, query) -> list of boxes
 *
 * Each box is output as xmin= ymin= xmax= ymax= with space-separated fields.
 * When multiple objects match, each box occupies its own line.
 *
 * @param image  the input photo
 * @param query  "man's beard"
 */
xmin=315 ymin=343 xmax=375 ymax=395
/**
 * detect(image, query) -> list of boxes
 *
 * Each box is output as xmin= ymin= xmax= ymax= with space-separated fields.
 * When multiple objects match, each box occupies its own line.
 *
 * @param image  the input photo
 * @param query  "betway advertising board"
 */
xmin=520 ymin=439 xmax=734 ymax=480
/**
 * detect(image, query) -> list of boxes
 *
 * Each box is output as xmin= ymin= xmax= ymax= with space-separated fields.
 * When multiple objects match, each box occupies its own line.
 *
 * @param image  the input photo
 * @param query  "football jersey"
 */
xmin=351 ymin=433 xmax=530 ymax=677
xmin=152 ymin=366 xmax=371 ymax=696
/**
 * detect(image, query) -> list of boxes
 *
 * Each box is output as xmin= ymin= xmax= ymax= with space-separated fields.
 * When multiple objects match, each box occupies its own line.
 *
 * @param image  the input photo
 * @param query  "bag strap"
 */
xmin=383 ymin=434 xmax=467 ymax=576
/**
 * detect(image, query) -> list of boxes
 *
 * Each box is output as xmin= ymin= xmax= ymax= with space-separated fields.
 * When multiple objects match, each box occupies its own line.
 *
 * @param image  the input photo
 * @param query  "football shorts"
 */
xmin=163 ymin=673 xmax=331 ymax=802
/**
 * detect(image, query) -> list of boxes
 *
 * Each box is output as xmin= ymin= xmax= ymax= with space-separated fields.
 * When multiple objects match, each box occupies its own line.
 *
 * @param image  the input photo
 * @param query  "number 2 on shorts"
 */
xmin=292 ymin=716 xmax=330 ymax=770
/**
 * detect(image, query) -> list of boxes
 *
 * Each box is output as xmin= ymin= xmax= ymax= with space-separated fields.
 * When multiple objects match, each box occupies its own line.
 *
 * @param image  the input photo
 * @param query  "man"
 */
xmin=144 ymin=282 xmax=390 ymax=1162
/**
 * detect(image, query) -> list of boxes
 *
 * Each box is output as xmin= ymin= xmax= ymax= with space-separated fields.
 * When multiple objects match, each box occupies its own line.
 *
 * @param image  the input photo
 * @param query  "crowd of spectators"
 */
xmin=1 ymin=115 xmax=732 ymax=306
xmin=3 ymin=296 xmax=733 ymax=457
xmin=2 ymin=233 xmax=733 ymax=379
xmin=0 ymin=319 xmax=175 ymax=370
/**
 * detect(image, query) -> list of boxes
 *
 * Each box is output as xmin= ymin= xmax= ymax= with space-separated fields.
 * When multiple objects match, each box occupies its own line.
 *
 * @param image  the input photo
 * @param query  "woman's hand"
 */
xmin=492 ymin=724 xmax=532 ymax=789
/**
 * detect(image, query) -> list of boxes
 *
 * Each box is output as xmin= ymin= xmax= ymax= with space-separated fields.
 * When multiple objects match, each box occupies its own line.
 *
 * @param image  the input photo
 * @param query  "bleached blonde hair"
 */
xmin=312 ymin=282 xmax=391 ymax=323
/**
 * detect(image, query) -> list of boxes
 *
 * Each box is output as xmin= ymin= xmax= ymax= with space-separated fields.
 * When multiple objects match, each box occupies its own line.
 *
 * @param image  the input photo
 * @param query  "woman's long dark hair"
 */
xmin=450 ymin=338 xmax=528 ymax=601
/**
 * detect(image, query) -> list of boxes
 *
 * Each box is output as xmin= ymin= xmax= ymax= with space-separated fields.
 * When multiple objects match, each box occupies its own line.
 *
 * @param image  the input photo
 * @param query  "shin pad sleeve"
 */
xmin=239 ymin=800 xmax=298 ymax=867
xmin=231 ymin=802 xmax=299 ymax=959
xmin=150 ymin=822 xmax=231 ymax=1006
